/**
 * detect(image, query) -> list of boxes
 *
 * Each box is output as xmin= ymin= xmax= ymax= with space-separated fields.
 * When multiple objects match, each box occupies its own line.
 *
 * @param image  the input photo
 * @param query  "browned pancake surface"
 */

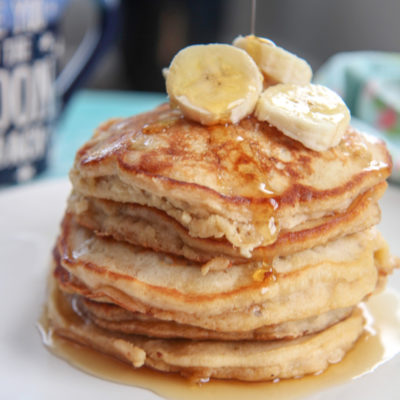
xmin=72 ymin=104 xmax=391 ymax=202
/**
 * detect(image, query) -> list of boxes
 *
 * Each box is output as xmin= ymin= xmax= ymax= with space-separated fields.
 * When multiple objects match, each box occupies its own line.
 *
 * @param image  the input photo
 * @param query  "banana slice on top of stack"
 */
xmin=165 ymin=34 xmax=350 ymax=152
xmin=166 ymin=44 xmax=263 ymax=125
xmin=255 ymin=83 xmax=350 ymax=151
xmin=233 ymin=35 xmax=312 ymax=86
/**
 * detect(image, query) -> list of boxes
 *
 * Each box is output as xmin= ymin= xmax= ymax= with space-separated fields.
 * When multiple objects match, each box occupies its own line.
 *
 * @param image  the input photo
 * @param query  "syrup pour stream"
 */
xmin=251 ymin=0 xmax=257 ymax=35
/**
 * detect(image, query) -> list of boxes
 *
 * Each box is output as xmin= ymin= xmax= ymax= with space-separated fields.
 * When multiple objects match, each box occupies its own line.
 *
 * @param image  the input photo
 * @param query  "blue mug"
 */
xmin=0 ymin=0 xmax=119 ymax=184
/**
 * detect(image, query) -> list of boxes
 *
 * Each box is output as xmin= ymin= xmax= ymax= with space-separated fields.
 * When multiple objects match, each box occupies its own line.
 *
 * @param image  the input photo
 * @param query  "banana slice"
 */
xmin=165 ymin=44 xmax=263 ymax=125
xmin=233 ymin=35 xmax=312 ymax=86
xmin=255 ymin=83 xmax=350 ymax=151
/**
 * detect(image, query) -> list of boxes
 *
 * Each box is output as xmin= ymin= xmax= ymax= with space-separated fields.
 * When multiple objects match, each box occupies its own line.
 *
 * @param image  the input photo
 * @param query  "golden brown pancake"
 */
xmin=76 ymin=295 xmax=353 ymax=341
xmin=67 ymin=182 xmax=385 ymax=263
xmin=69 ymin=104 xmax=392 ymax=256
xmin=47 ymin=278 xmax=365 ymax=382
xmin=54 ymin=213 xmax=395 ymax=332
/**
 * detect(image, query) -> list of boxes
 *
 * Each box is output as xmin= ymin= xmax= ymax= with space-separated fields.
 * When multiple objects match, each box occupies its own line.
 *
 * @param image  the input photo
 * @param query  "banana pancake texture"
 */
xmin=44 ymin=37 xmax=399 ymax=383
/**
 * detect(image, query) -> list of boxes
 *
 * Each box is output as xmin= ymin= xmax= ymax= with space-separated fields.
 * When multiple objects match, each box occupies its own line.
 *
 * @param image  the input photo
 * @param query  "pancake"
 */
xmin=47 ymin=278 xmax=365 ymax=382
xmin=67 ymin=182 xmax=384 ymax=263
xmin=54 ymin=213 xmax=395 ymax=332
xmin=76 ymin=295 xmax=354 ymax=341
xmin=69 ymin=104 xmax=392 ymax=257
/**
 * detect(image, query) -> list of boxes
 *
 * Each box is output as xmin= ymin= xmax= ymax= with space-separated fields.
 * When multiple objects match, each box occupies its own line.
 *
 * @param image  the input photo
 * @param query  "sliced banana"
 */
xmin=165 ymin=44 xmax=263 ymax=125
xmin=255 ymin=83 xmax=350 ymax=151
xmin=233 ymin=35 xmax=312 ymax=86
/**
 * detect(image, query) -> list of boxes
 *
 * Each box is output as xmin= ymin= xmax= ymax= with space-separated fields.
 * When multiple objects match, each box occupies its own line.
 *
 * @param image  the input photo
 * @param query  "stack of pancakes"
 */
xmin=47 ymin=104 xmax=398 ymax=382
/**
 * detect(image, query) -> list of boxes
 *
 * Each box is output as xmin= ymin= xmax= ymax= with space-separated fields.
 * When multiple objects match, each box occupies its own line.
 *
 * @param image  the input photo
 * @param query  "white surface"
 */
xmin=0 ymin=179 xmax=399 ymax=400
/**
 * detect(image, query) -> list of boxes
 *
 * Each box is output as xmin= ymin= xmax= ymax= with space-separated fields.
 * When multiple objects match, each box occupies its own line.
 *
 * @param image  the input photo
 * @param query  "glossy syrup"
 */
xmin=38 ymin=289 xmax=400 ymax=400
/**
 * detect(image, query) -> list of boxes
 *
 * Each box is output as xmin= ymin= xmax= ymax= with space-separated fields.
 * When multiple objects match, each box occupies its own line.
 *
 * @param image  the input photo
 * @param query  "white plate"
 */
xmin=0 ymin=179 xmax=399 ymax=400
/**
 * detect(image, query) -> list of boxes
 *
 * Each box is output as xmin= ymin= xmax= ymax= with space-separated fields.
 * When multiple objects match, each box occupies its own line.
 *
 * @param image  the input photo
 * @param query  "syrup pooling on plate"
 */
xmin=39 ymin=288 xmax=400 ymax=400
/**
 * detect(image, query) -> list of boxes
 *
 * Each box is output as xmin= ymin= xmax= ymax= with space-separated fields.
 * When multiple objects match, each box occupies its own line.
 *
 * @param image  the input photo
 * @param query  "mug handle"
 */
xmin=56 ymin=0 xmax=120 ymax=107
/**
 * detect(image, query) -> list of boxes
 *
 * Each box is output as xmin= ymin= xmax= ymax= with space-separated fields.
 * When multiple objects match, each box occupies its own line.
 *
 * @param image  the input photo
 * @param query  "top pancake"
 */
xmin=70 ymin=104 xmax=391 ymax=256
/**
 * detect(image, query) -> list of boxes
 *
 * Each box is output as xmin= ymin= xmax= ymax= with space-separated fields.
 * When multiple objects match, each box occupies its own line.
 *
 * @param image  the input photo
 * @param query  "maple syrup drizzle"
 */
xmin=38 ymin=288 xmax=400 ymax=400
xmin=250 ymin=0 xmax=257 ymax=35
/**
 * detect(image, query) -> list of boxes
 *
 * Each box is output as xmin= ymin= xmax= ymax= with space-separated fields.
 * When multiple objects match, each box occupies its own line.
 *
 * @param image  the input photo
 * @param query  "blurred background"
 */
xmin=62 ymin=0 xmax=400 ymax=93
